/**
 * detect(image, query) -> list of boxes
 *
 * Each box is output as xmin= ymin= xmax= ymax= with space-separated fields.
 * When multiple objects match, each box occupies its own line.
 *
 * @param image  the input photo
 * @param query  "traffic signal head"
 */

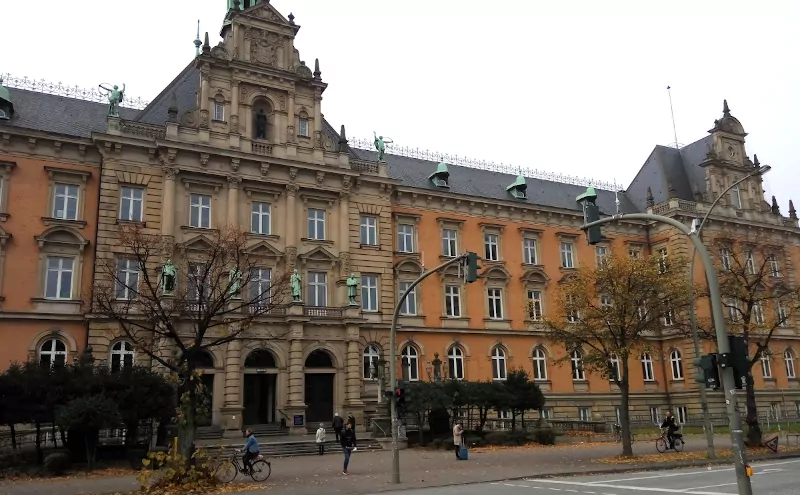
xmin=694 ymin=354 xmax=720 ymax=389
xmin=728 ymin=335 xmax=749 ymax=390
xmin=576 ymin=188 xmax=602 ymax=245
xmin=466 ymin=251 xmax=482 ymax=283
xmin=396 ymin=388 xmax=405 ymax=405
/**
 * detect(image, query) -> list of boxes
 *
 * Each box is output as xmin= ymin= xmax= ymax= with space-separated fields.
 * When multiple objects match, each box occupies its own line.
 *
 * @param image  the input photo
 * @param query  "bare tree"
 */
xmin=700 ymin=232 xmax=800 ymax=446
xmin=91 ymin=224 xmax=291 ymax=458
xmin=545 ymin=252 xmax=694 ymax=457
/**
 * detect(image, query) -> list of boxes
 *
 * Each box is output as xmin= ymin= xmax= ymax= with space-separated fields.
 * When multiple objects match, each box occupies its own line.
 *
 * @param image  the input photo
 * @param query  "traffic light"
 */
xmin=465 ymin=251 xmax=482 ymax=283
xmin=727 ymin=335 xmax=748 ymax=390
xmin=396 ymin=387 xmax=405 ymax=407
xmin=576 ymin=187 xmax=602 ymax=245
xmin=693 ymin=354 xmax=720 ymax=389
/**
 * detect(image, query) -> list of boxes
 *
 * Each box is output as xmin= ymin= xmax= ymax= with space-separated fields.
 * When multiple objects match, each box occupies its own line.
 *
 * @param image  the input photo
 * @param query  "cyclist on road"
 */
xmin=238 ymin=428 xmax=260 ymax=474
xmin=661 ymin=411 xmax=678 ymax=450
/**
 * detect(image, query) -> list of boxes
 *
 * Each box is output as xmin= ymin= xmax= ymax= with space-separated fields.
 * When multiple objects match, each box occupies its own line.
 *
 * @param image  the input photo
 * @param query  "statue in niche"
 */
xmin=255 ymin=109 xmax=268 ymax=140
xmin=290 ymin=269 xmax=302 ymax=302
xmin=161 ymin=260 xmax=177 ymax=294
xmin=229 ymin=268 xmax=242 ymax=298
xmin=346 ymin=274 xmax=359 ymax=306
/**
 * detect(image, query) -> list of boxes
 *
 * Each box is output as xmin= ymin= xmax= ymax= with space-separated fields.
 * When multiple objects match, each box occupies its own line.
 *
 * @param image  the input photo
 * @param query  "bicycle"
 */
xmin=655 ymin=428 xmax=684 ymax=453
xmin=214 ymin=450 xmax=272 ymax=482
xmin=612 ymin=423 xmax=635 ymax=444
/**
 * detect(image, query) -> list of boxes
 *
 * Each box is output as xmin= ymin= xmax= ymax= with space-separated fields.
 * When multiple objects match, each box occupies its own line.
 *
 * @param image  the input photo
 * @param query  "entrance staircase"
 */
xmin=204 ymin=437 xmax=382 ymax=457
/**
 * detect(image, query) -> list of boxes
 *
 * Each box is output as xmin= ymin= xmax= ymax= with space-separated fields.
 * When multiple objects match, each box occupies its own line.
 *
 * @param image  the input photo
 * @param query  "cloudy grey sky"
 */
xmin=4 ymin=0 xmax=799 ymax=208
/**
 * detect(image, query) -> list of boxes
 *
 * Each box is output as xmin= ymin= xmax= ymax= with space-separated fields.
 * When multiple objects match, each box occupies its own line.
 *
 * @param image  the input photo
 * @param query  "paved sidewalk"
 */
xmin=0 ymin=434 xmax=757 ymax=495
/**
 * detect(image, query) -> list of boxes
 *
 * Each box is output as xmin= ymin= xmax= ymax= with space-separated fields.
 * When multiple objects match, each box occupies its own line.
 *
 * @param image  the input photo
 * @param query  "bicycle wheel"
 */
xmin=656 ymin=437 xmax=667 ymax=453
xmin=215 ymin=460 xmax=238 ymax=483
xmin=250 ymin=459 xmax=271 ymax=482
xmin=673 ymin=437 xmax=684 ymax=452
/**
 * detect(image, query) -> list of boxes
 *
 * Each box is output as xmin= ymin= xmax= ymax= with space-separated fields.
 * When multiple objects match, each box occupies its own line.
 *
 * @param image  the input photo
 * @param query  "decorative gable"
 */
xmin=298 ymin=246 xmax=336 ymax=266
xmin=180 ymin=235 xmax=215 ymax=253
xmin=245 ymin=239 xmax=283 ymax=259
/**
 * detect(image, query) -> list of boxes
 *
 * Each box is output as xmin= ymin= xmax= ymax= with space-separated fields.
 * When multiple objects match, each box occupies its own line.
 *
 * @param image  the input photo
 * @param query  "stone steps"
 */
xmin=207 ymin=438 xmax=382 ymax=457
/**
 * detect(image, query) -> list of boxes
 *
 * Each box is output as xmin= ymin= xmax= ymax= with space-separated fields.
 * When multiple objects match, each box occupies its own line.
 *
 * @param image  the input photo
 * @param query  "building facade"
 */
xmin=1 ymin=0 xmax=798 ymax=435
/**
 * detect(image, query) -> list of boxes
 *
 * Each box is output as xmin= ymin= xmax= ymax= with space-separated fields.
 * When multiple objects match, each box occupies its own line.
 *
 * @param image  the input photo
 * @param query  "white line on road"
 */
xmin=684 ymin=482 xmax=736 ymax=491
xmin=526 ymin=479 xmax=730 ymax=494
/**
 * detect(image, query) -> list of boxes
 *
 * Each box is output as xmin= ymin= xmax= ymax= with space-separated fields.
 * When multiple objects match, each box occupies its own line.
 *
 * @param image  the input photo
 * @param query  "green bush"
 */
xmin=43 ymin=452 xmax=70 ymax=476
xmin=503 ymin=431 xmax=530 ymax=446
xmin=533 ymin=428 xmax=556 ymax=445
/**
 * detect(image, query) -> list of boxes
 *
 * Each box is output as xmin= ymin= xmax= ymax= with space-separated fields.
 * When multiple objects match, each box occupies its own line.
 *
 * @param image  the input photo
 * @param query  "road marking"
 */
xmin=563 ymin=490 xmax=579 ymax=493
xmin=684 ymin=482 xmax=736 ymax=490
xmin=526 ymin=479 xmax=730 ymax=494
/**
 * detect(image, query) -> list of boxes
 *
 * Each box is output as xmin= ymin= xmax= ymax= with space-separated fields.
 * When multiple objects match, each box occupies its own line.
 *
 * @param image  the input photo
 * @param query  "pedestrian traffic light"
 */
xmin=727 ymin=335 xmax=748 ymax=390
xmin=396 ymin=388 xmax=405 ymax=406
xmin=465 ymin=251 xmax=482 ymax=283
xmin=693 ymin=354 xmax=720 ymax=389
xmin=576 ymin=187 xmax=602 ymax=245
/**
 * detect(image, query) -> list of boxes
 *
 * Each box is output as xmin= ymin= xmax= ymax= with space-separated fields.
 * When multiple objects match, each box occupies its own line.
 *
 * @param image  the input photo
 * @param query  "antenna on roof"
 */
xmin=193 ymin=20 xmax=202 ymax=57
xmin=615 ymin=190 xmax=621 ymax=216
xmin=666 ymin=85 xmax=680 ymax=150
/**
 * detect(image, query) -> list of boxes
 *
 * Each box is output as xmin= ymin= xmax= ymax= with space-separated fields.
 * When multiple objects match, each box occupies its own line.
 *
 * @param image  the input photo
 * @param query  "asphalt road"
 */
xmin=380 ymin=458 xmax=800 ymax=495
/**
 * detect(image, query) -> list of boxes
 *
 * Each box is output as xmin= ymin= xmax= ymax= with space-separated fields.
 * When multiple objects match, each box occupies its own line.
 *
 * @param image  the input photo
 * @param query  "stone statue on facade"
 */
xmin=161 ymin=259 xmax=177 ymax=294
xmin=290 ymin=269 xmax=302 ymax=302
xmin=255 ymin=109 xmax=268 ymax=140
xmin=105 ymin=84 xmax=126 ymax=117
xmin=346 ymin=273 xmax=359 ymax=306
xmin=229 ymin=268 xmax=242 ymax=297
xmin=373 ymin=131 xmax=393 ymax=162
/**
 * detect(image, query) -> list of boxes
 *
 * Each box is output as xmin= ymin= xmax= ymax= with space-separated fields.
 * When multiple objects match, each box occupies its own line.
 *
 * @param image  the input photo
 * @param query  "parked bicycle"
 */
xmin=612 ymin=423 xmax=635 ymax=444
xmin=214 ymin=450 xmax=272 ymax=482
xmin=655 ymin=427 xmax=684 ymax=453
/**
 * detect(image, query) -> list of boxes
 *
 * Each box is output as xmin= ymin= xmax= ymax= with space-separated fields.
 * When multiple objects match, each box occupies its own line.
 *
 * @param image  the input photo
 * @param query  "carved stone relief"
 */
xmin=247 ymin=29 xmax=282 ymax=67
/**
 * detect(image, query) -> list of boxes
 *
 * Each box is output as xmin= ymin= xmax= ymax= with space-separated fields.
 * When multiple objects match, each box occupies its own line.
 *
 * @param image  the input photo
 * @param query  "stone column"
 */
xmin=337 ymin=190 xmax=351 ymax=305
xmin=161 ymin=167 xmax=178 ymax=236
xmin=286 ymin=91 xmax=296 ymax=143
xmin=221 ymin=339 xmax=244 ymax=436
xmin=313 ymin=93 xmax=323 ymax=148
xmin=230 ymin=82 xmax=240 ymax=134
xmin=227 ymin=176 xmax=241 ymax=227
xmin=346 ymin=338 xmax=363 ymax=406
xmin=288 ymin=338 xmax=304 ymax=406
xmin=200 ymin=70 xmax=210 ymax=128
xmin=285 ymin=184 xmax=298 ymax=271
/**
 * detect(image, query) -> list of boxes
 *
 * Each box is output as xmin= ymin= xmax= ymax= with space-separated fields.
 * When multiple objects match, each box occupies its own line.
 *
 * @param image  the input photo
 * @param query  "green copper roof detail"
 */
xmin=429 ymin=162 xmax=450 ymax=187
xmin=506 ymin=173 xmax=527 ymax=191
xmin=576 ymin=187 xmax=598 ymax=203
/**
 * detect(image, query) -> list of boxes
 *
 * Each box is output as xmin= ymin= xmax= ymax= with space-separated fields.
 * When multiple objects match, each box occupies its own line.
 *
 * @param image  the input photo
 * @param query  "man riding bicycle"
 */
xmin=238 ymin=428 xmax=260 ymax=474
xmin=661 ymin=411 xmax=678 ymax=450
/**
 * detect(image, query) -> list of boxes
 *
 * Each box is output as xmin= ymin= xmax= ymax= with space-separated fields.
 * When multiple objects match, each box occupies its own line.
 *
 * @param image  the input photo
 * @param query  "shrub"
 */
xmin=138 ymin=448 xmax=221 ymax=495
xmin=533 ymin=428 xmax=556 ymax=445
xmin=503 ymin=431 xmax=531 ymax=446
xmin=483 ymin=431 xmax=508 ymax=445
xmin=43 ymin=452 xmax=70 ymax=476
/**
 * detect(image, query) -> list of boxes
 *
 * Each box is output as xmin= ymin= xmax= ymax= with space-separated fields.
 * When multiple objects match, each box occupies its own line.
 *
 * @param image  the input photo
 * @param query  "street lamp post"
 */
xmin=687 ymin=164 xmax=771 ymax=459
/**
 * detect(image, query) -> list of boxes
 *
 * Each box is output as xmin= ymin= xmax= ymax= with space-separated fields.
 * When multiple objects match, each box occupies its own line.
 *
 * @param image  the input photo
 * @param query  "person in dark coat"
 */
xmin=347 ymin=413 xmax=356 ymax=433
xmin=340 ymin=422 xmax=357 ymax=475
xmin=332 ymin=413 xmax=344 ymax=442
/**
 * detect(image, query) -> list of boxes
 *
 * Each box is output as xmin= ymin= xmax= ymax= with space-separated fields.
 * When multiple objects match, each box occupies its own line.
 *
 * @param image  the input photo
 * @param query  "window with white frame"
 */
xmin=39 ymin=338 xmax=67 ymax=367
xmin=770 ymin=403 xmax=781 ymax=420
xmin=491 ymin=347 xmax=507 ymax=380
xmin=778 ymin=305 xmax=789 ymax=327
xmin=784 ymin=349 xmax=796 ymax=379
xmin=119 ymin=186 xmax=144 ymax=222
xmin=662 ymin=307 xmax=674 ymax=326
xmin=442 ymin=229 xmax=458 ymax=257
xmin=523 ymin=238 xmax=538 ymax=264
xmin=670 ymin=349 xmax=684 ymax=380
xmin=402 ymin=345 xmax=419 ymax=381
xmin=595 ymin=245 xmax=609 ymax=265
xmin=600 ymin=295 xmax=613 ymax=309
xmin=767 ymin=254 xmax=780 ymax=277
xmin=560 ymin=242 xmax=575 ymax=268
xmin=676 ymin=406 xmax=688 ymax=424
xmin=249 ymin=267 xmax=271 ymax=304
xmin=532 ymin=347 xmax=547 ymax=380
xmin=578 ymin=407 xmax=591 ymax=422
xmin=628 ymin=246 xmax=642 ymax=258
xmin=487 ymin=288 xmax=503 ymax=319
xmin=540 ymin=408 xmax=552 ymax=420
xmin=761 ymin=350 xmax=772 ymax=378
xmin=754 ymin=301 xmax=765 ymax=325
xmin=658 ymin=247 xmax=668 ymax=274
xmin=398 ymin=281 xmax=417 ymax=316
xmin=111 ymin=341 xmax=135 ymax=372
xmin=53 ymin=183 xmax=79 ymax=220
xmin=484 ymin=233 xmax=499 ymax=261
xmin=363 ymin=345 xmax=380 ymax=379
xmin=213 ymin=102 xmax=225 ymax=121
xmin=45 ymin=256 xmax=74 ymax=300
xmin=641 ymin=353 xmax=655 ymax=381
xmin=609 ymin=354 xmax=620 ymax=381
xmin=360 ymin=215 xmax=378 ymax=245
xmin=189 ymin=193 xmax=211 ymax=228
xmin=307 ymin=271 xmax=327 ymax=306
xmin=527 ymin=289 xmax=543 ymax=321
xmin=298 ymin=117 xmax=309 ymax=137
xmin=361 ymin=275 xmax=378 ymax=312
xmin=444 ymin=284 xmax=461 ymax=317
xmin=448 ymin=346 xmax=465 ymax=380
xmin=307 ymin=208 xmax=326 ymax=240
xmin=566 ymin=295 xmax=579 ymax=323
xmin=615 ymin=407 xmax=621 ymax=424
xmin=720 ymin=248 xmax=731 ymax=270
xmin=649 ymin=407 xmax=660 ymax=423
xmin=251 ymin=202 xmax=271 ymax=235
xmin=115 ymin=258 xmax=139 ymax=300
xmin=571 ymin=350 xmax=585 ymax=380
xmin=745 ymin=250 xmax=755 ymax=274
xmin=397 ymin=223 xmax=415 ymax=253
xmin=188 ymin=263 xmax=210 ymax=301
xmin=730 ymin=185 xmax=742 ymax=209
xmin=727 ymin=298 xmax=740 ymax=322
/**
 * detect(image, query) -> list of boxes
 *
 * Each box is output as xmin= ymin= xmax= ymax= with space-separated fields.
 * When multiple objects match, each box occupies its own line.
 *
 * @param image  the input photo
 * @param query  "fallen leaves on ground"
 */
xmin=1 ymin=467 xmax=137 ymax=483
xmin=469 ymin=442 xmax=610 ymax=453
xmin=593 ymin=445 xmax=800 ymax=465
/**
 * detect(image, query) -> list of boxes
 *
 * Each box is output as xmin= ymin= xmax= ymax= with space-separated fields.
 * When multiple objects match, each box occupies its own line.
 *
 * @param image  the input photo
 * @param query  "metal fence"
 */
xmin=0 ymin=422 xmax=153 ymax=453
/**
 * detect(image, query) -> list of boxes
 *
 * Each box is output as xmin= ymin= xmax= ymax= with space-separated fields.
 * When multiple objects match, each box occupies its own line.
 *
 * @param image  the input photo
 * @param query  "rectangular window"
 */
xmin=298 ymin=118 xmax=309 ymax=137
xmin=720 ymin=248 xmax=731 ymax=270
xmin=360 ymin=216 xmax=378 ymax=245
xmin=600 ymin=295 xmax=613 ymax=309
xmin=578 ymin=407 xmax=591 ymax=422
xmin=53 ymin=183 xmax=79 ymax=220
xmin=540 ymin=408 xmax=552 ymax=420
xmin=361 ymin=275 xmax=378 ymax=312
xmin=45 ymin=256 xmax=74 ymax=300
xmin=566 ymin=295 xmax=579 ymax=323
xmin=213 ymin=102 xmax=225 ymax=121
xmin=628 ymin=247 xmax=641 ymax=259
xmin=307 ymin=208 xmax=326 ymax=240
xmin=115 ymin=258 xmax=139 ymax=300
xmin=527 ymin=290 xmax=543 ymax=321
xmin=649 ymin=407 xmax=660 ymax=424
xmin=658 ymin=247 xmax=668 ymax=274
xmin=770 ymin=403 xmax=781 ymax=420
xmin=307 ymin=271 xmax=327 ymax=306
xmin=662 ymin=308 xmax=674 ymax=326
xmin=484 ymin=233 xmax=499 ymax=261
xmin=442 ymin=229 xmax=458 ymax=257
xmin=119 ymin=186 xmax=144 ymax=222
xmin=595 ymin=245 xmax=609 ymax=265
xmin=727 ymin=298 xmax=740 ymax=322
xmin=188 ymin=264 xmax=210 ymax=301
xmin=745 ymin=251 xmax=755 ymax=274
xmin=487 ymin=288 xmax=503 ymax=319
xmin=398 ymin=281 xmax=416 ymax=316
xmin=676 ymin=406 xmax=688 ymax=424
xmin=731 ymin=185 xmax=742 ymax=209
xmin=444 ymin=285 xmax=461 ymax=317
xmin=767 ymin=255 xmax=780 ymax=277
xmin=522 ymin=238 xmax=537 ymax=264
xmin=250 ymin=202 xmax=271 ymax=235
xmin=397 ymin=224 xmax=415 ymax=253
xmin=560 ymin=242 xmax=574 ymax=268
xmin=249 ymin=268 xmax=272 ymax=304
xmin=189 ymin=193 xmax=211 ymax=228
xmin=754 ymin=301 xmax=765 ymax=325
xmin=778 ymin=305 xmax=789 ymax=327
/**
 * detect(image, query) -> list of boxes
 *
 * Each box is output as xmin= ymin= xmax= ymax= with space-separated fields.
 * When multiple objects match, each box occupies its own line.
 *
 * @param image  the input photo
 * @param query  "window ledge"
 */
xmin=301 ymin=237 xmax=334 ymax=246
xmin=439 ymin=255 xmax=459 ymax=262
xmin=31 ymin=298 xmax=82 ymax=304
xmin=41 ymin=217 xmax=87 ymax=228
xmin=440 ymin=316 xmax=468 ymax=321
xmin=763 ymin=377 xmax=776 ymax=382
xmin=559 ymin=266 xmax=577 ymax=272
xmin=116 ymin=219 xmax=146 ymax=227
xmin=212 ymin=119 xmax=228 ymax=124
xmin=483 ymin=259 xmax=505 ymax=266
xmin=0 ymin=212 xmax=8 ymax=222
xmin=181 ymin=226 xmax=218 ymax=233
xmin=393 ymin=250 xmax=418 ymax=256
xmin=247 ymin=233 xmax=280 ymax=241
xmin=359 ymin=244 xmax=381 ymax=250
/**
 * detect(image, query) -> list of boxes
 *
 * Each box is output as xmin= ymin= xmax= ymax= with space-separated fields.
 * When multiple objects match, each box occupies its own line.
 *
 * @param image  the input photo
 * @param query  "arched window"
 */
xmin=784 ymin=349 xmax=796 ymax=379
xmin=641 ymin=353 xmax=654 ymax=382
xmin=39 ymin=338 xmax=67 ymax=368
xmin=194 ymin=350 xmax=215 ymax=369
xmin=492 ymin=347 xmax=507 ymax=381
xmin=448 ymin=346 xmax=465 ymax=380
xmin=110 ymin=341 xmax=135 ymax=372
xmin=532 ymin=347 xmax=547 ymax=381
xmin=608 ymin=354 xmax=620 ymax=381
xmin=363 ymin=345 xmax=381 ymax=379
xmin=244 ymin=349 xmax=276 ymax=368
xmin=761 ymin=350 xmax=772 ymax=378
xmin=670 ymin=349 xmax=684 ymax=380
xmin=571 ymin=350 xmax=585 ymax=381
xmin=401 ymin=345 xmax=418 ymax=382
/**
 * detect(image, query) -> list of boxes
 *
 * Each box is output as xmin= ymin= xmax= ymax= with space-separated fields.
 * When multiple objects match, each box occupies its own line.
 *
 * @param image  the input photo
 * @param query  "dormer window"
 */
xmin=506 ymin=173 xmax=527 ymax=200
xmin=429 ymin=162 xmax=450 ymax=188
xmin=0 ymin=79 xmax=14 ymax=121
xmin=0 ymin=109 xmax=7 ymax=120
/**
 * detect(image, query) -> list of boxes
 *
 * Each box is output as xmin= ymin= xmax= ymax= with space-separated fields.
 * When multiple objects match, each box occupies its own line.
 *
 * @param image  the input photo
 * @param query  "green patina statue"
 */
xmin=290 ymin=269 xmax=302 ymax=302
xmin=229 ymin=268 xmax=242 ymax=297
xmin=161 ymin=260 xmax=177 ymax=293
xmin=346 ymin=273 xmax=358 ymax=305
xmin=373 ymin=131 xmax=393 ymax=162
xmin=108 ymin=84 xmax=126 ymax=117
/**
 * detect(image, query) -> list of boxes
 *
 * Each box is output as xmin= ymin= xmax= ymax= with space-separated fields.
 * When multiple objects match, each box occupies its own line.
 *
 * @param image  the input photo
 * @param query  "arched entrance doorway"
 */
xmin=243 ymin=349 xmax=278 ymax=425
xmin=305 ymin=350 xmax=335 ymax=424
xmin=194 ymin=350 xmax=215 ymax=427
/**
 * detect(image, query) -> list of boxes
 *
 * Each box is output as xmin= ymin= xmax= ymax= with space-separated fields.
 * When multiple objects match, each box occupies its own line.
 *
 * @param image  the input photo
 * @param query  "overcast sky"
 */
xmin=4 ymin=0 xmax=799 ymax=210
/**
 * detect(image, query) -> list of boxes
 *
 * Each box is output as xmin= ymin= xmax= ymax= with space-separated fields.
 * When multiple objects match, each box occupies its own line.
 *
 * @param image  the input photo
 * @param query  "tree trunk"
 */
xmin=9 ymin=423 xmax=16 ymax=450
xmin=84 ymin=434 xmax=93 ymax=471
xmin=744 ymin=373 xmax=762 ymax=446
xmin=619 ymin=363 xmax=633 ymax=457
xmin=511 ymin=411 xmax=517 ymax=432
xmin=125 ymin=421 xmax=139 ymax=446
xmin=59 ymin=428 xmax=67 ymax=449
xmin=35 ymin=422 xmax=43 ymax=465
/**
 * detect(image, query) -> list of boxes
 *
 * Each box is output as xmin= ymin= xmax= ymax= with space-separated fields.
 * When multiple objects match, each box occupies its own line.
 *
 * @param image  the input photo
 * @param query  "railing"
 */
xmin=120 ymin=120 xmax=166 ymax=140
xmin=351 ymin=160 xmax=379 ymax=174
xmin=252 ymin=141 xmax=273 ymax=156
xmin=243 ymin=303 xmax=286 ymax=316
xmin=303 ymin=306 xmax=343 ymax=318
xmin=0 ymin=422 xmax=153 ymax=453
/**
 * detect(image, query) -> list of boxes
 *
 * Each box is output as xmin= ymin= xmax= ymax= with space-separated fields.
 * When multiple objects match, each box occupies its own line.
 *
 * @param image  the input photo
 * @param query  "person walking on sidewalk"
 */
xmin=453 ymin=420 xmax=464 ymax=460
xmin=316 ymin=423 xmax=327 ymax=455
xmin=340 ymin=422 xmax=358 ymax=475
xmin=332 ymin=413 xmax=344 ymax=442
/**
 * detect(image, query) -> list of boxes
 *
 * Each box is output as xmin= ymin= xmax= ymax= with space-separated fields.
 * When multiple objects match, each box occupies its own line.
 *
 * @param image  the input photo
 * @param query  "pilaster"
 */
xmin=222 ymin=339 xmax=244 ymax=436
xmin=227 ymin=176 xmax=241 ymax=227
xmin=161 ymin=167 xmax=178 ymax=236
xmin=345 ymin=326 xmax=364 ymax=407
